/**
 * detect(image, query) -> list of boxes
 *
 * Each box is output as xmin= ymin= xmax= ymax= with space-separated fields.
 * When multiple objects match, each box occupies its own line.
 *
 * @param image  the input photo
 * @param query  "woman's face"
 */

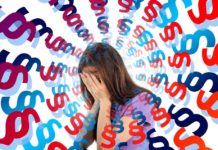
xmin=82 ymin=66 xmax=101 ymax=82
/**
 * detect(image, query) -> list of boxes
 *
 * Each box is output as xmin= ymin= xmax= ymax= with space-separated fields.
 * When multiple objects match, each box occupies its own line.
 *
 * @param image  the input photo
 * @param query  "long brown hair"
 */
xmin=78 ymin=42 xmax=152 ymax=106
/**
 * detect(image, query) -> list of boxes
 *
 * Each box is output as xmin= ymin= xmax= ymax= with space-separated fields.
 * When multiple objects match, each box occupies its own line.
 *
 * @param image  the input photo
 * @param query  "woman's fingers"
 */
xmin=80 ymin=73 xmax=91 ymax=90
xmin=89 ymin=74 xmax=100 ymax=87
xmin=86 ymin=73 xmax=99 ymax=94
xmin=81 ymin=73 xmax=97 ymax=95
xmin=80 ymin=72 xmax=110 ymax=101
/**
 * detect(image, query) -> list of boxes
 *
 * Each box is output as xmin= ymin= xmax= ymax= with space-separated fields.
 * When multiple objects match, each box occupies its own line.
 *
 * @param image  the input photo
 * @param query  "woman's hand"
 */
xmin=80 ymin=72 xmax=111 ymax=105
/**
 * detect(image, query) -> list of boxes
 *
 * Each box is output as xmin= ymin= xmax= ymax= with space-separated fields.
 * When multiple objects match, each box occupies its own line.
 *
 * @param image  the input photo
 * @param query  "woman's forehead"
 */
xmin=82 ymin=66 xmax=98 ymax=73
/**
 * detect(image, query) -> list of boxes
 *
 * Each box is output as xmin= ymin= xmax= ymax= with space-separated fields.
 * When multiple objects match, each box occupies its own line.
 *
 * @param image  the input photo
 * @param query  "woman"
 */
xmin=76 ymin=42 xmax=154 ymax=150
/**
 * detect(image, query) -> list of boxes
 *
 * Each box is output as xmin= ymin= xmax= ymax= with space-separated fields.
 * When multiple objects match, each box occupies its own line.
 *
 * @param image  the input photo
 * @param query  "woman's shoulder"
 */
xmin=126 ymin=90 xmax=151 ymax=106
xmin=116 ymin=91 xmax=151 ymax=116
xmin=111 ymin=89 xmax=153 ymax=118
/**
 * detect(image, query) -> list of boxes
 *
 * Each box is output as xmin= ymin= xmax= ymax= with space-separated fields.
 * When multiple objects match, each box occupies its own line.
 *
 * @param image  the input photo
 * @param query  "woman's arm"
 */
xmin=79 ymin=72 xmax=119 ymax=149
xmin=96 ymin=99 xmax=112 ymax=150
xmin=77 ymin=100 xmax=100 ymax=148
xmin=96 ymin=99 xmax=136 ymax=150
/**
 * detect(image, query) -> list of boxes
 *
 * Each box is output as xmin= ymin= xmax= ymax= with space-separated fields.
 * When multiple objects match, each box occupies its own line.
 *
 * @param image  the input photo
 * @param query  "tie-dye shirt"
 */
xmin=111 ymin=91 xmax=154 ymax=150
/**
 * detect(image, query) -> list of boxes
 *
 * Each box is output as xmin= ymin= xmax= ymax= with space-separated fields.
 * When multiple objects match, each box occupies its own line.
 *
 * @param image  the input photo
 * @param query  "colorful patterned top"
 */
xmin=111 ymin=91 xmax=154 ymax=150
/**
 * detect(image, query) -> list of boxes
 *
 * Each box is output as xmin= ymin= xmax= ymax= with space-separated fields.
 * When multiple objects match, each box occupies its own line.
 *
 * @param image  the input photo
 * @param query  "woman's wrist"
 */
xmin=99 ymin=98 xmax=111 ymax=107
xmin=89 ymin=100 xmax=100 ymax=114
